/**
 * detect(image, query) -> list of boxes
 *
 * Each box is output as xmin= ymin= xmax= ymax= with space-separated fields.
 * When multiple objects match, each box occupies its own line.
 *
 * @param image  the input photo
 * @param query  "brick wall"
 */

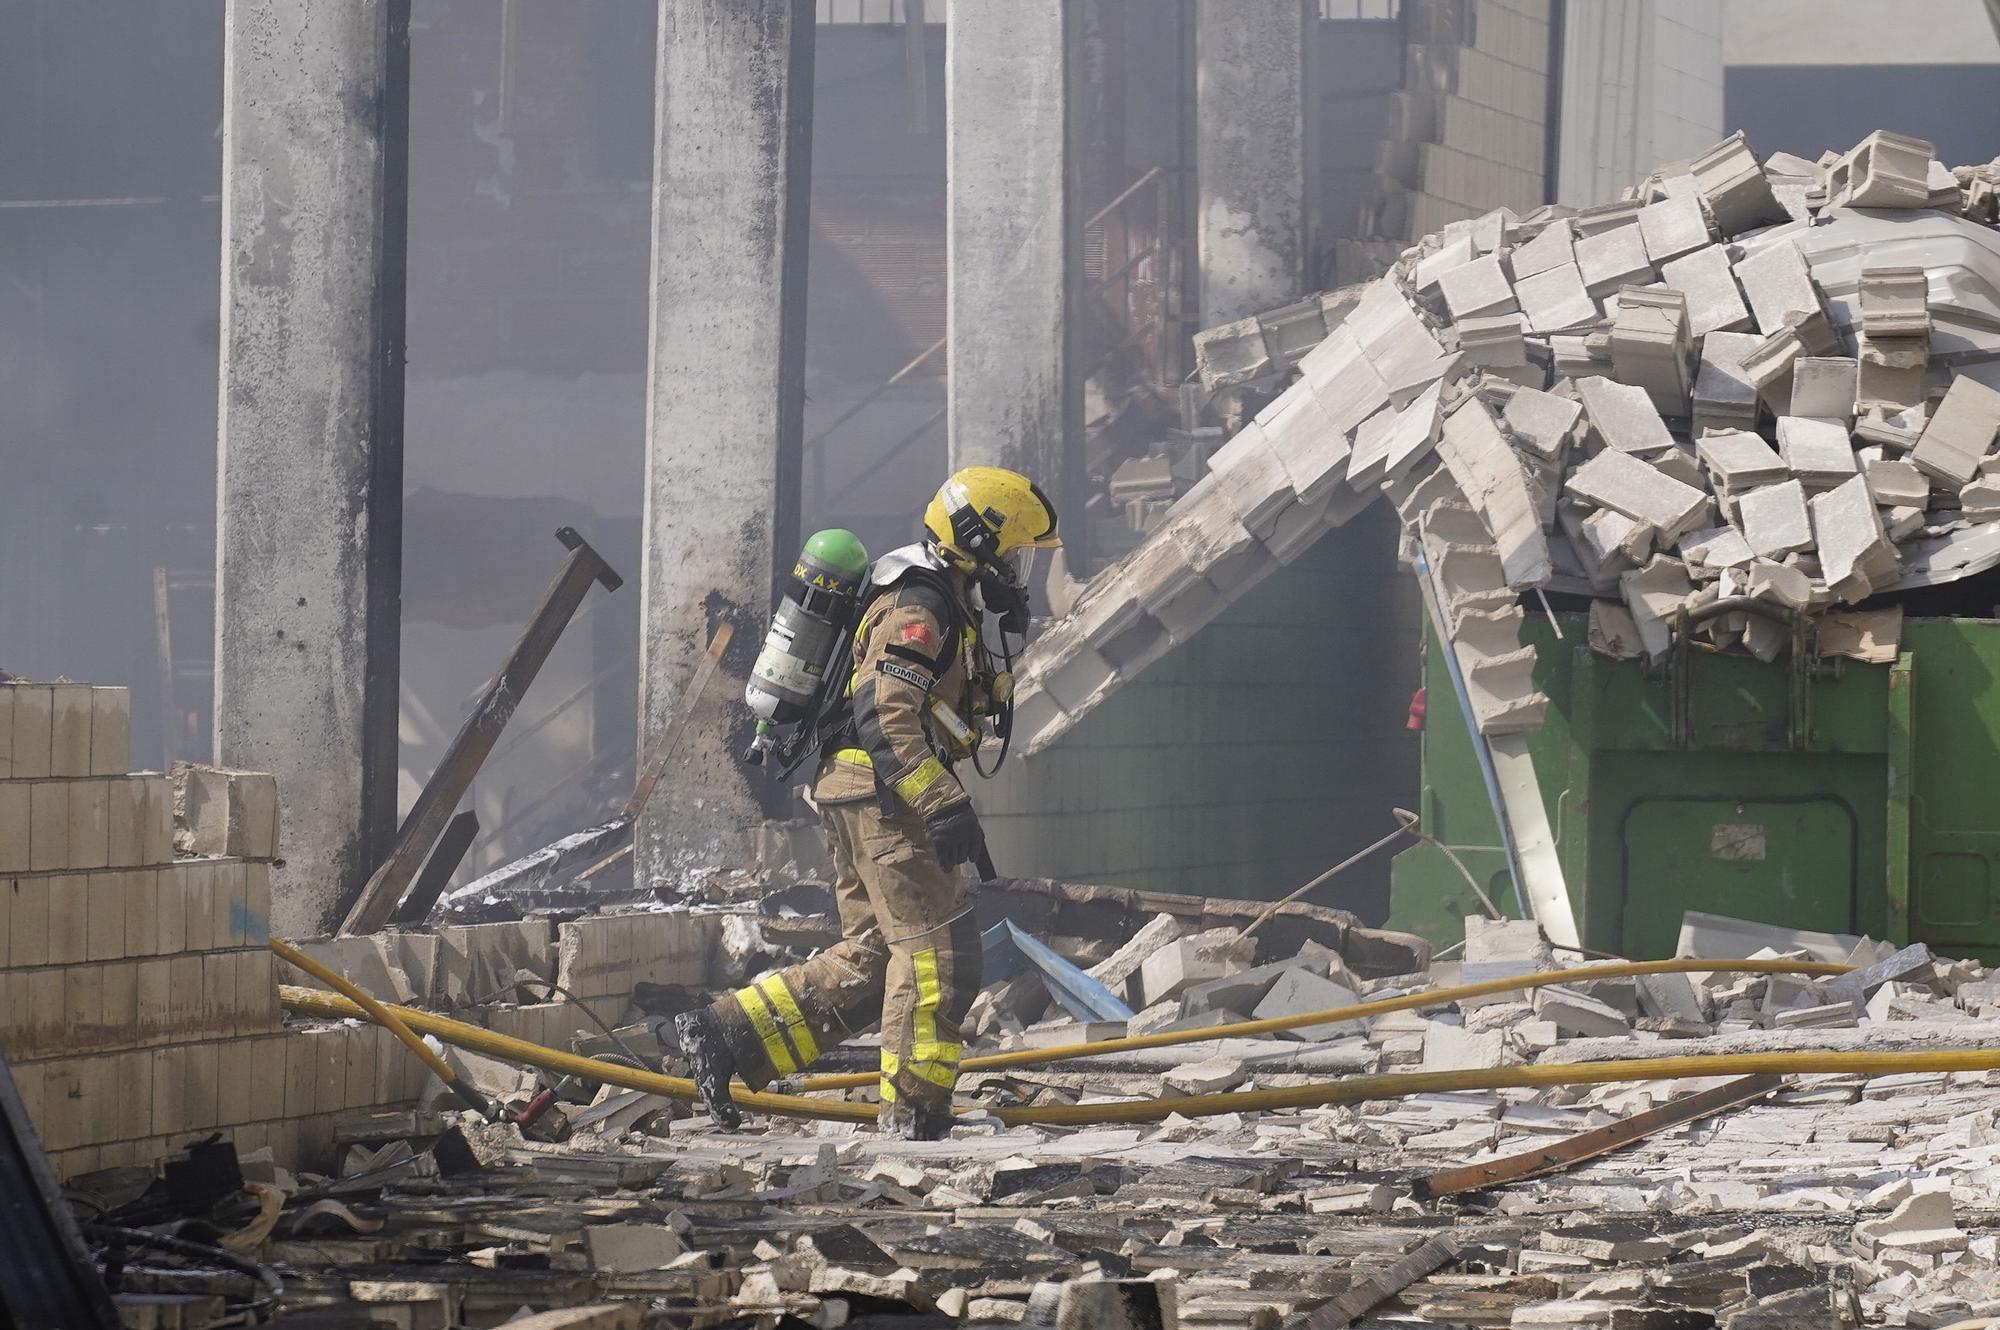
xmin=0 ymin=675 xmax=724 ymax=1179
xmin=0 ymin=680 xmax=424 ymax=1177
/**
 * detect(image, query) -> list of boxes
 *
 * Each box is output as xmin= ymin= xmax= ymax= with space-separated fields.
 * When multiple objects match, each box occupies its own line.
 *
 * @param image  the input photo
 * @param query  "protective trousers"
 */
xmin=705 ymin=793 xmax=981 ymax=1117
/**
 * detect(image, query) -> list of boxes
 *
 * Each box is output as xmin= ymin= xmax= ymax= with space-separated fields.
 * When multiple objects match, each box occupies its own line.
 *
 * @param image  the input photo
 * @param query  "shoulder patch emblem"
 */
xmin=899 ymin=621 xmax=936 ymax=648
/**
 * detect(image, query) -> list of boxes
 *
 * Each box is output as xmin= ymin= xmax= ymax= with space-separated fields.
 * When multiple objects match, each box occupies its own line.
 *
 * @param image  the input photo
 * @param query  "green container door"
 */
xmin=1616 ymin=795 xmax=1861 ymax=958
xmin=1899 ymin=621 xmax=2000 ymax=957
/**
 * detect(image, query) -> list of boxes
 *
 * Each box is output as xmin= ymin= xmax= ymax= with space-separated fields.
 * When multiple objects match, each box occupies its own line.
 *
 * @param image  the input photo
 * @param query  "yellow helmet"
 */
xmin=923 ymin=467 xmax=1061 ymax=571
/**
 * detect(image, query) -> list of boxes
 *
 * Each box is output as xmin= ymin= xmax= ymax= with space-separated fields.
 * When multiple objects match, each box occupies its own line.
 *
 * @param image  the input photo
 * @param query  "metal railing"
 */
xmin=1078 ymin=164 xmax=1190 ymax=403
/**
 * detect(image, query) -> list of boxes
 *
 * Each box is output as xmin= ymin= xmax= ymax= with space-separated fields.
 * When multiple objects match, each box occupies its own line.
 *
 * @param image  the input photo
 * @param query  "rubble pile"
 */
xmin=1018 ymin=129 xmax=2000 ymax=749
xmin=174 ymin=903 xmax=2000 ymax=1327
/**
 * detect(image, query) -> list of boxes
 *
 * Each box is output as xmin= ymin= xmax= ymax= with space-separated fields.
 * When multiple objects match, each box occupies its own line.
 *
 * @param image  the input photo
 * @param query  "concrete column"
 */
xmin=1196 ymin=0 xmax=1311 ymax=326
xmin=946 ymin=0 xmax=1082 ymax=482
xmin=215 ymin=0 xmax=409 ymax=938
xmin=637 ymin=0 xmax=815 ymax=887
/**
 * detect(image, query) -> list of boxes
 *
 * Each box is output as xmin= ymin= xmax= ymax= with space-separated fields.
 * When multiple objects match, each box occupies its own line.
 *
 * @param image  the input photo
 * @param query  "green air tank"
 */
xmin=744 ymin=529 xmax=872 ymax=765
xmin=1389 ymin=612 xmax=2000 ymax=964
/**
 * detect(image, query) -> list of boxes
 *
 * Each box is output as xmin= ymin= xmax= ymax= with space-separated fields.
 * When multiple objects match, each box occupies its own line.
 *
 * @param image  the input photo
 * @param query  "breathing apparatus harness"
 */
xmin=744 ymin=534 xmax=1025 ymax=786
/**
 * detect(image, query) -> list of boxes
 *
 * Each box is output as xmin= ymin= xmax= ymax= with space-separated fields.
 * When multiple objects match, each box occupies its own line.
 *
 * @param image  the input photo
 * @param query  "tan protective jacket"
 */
xmin=811 ymin=562 xmax=983 ymax=818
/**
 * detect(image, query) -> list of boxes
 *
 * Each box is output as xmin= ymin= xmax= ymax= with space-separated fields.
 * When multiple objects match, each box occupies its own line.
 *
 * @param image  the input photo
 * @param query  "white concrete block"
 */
xmin=1575 ymin=224 xmax=1652 ymax=296
xmin=1566 ymin=449 xmax=1709 ymax=543
xmin=1501 ymin=387 xmax=1583 ymax=458
xmin=1438 ymin=253 xmax=1518 ymax=321
xmin=1746 ymin=558 xmax=1813 ymax=611
xmin=1532 ymin=985 xmax=1632 ymax=1037
xmin=1346 ymin=283 xmax=1449 ymax=388
xmin=1575 ymin=376 xmax=1675 ymax=455
xmin=1790 ymin=357 xmax=1857 ymax=423
xmin=1693 ymin=331 xmax=1764 ymax=434
xmin=1260 ymin=386 xmax=1351 ymax=505
xmin=1435 ymin=395 xmax=1550 ymax=586
xmin=1514 ymin=262 xmax=1597 ymax=334
xmin=1252 ymin=968 xmax=1364 ymax=1042
xmin=1421 ymin=1023 xmax=1507 ymax=1072
xmin=1620 ymin=555 xmax=1695 ymax=659
xmin=1859 ymin=265 xmax=1928 ymax=340
xmin=1660 ymin=244 xmax=1751 ymax=338
xmin=1679 ymin=524 xmax=1754 ymax=570
xmin=1837 ymin=130 xmax=1937 ymax=210
xmin=1638 ymin=193 xmax=1710 ymax=264
xmin=1811 ymin=474 xmax=1898 ymax=602
xmin=1691 ymin=131 xmax=1788 ymax=236
xmin=1136 ymin=928 xmax=1256 ymax=1008
xmin=1913 ymin=375 xmax=2000 ymax=486
xmin=1738 ymin=480 xmax=1815 ymax=558
xmin=1415 ymin=233 xmax=1476 ymax=294
xmin=1508 ymin=217 xmax=1574 ymax=282
xmin=1733 ymin=239 xmax=1821 ymax=339
xmin=1776 ymin=415 xmax=1858 ymax=484
xmin=1696 ymin=429 xmax=1787 ymax=490
xmin=1587 ymin=599 xmax=1644 ymax=658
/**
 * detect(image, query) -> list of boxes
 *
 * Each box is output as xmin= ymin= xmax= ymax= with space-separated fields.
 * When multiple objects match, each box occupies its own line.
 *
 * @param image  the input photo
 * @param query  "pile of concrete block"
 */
xmin=0 ymin=679 xmax=427 ymax=1177
xmin=277 ymin=908 xmax=722 ymax=1055
xmin=1192 ymin=283 xmax=1366 ymax=393
xmin=961 ymin=898 xmax=2000 ymax=1117
xmin=1018 ymin=129 xmax=2000 ymax=755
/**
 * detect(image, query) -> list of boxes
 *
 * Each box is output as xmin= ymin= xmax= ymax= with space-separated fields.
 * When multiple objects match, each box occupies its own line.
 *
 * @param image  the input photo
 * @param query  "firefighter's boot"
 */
xmin=877 ymin=1097 xmax=955 ymax=1142
xmin=675 ymin=1009 xmax=745 ymax=1130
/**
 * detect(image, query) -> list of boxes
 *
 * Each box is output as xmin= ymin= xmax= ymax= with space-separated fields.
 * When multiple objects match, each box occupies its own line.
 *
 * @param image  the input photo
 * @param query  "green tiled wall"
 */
xmin=976 ymin=509 xmax=1423 ymax=922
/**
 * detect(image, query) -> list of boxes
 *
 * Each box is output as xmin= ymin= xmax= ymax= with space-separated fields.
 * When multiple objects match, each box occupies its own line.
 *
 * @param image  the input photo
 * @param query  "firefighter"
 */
xmin=676 ymin=467 xmax=1060 ymax=1140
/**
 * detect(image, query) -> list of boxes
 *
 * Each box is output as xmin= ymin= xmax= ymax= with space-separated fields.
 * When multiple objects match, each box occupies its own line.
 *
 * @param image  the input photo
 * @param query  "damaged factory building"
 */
xmin=24 ymin=0 xmax=2000 ymax=1326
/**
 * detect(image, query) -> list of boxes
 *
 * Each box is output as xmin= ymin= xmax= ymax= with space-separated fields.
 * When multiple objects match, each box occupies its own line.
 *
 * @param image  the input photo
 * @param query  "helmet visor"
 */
xmin=1005 ymin=546 xmax=1040 ymax=587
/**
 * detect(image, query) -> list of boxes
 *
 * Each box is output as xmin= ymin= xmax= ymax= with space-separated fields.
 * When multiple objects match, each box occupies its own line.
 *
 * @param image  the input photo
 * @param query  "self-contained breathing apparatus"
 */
xmin=736 ymin=478 xmax=1048 ymax=784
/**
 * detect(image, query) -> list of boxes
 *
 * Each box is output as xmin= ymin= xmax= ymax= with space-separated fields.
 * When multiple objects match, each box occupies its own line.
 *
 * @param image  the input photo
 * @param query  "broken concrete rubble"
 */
xmin=176 ymin=900 xmax=2000 ymax=1326
xmin=31 ymin=779 xmax=2000 ymax=1330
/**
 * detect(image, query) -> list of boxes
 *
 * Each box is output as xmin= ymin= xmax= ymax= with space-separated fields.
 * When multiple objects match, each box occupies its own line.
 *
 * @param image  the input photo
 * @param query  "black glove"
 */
xmin=924 ymin=802 xmax=986 ymax=872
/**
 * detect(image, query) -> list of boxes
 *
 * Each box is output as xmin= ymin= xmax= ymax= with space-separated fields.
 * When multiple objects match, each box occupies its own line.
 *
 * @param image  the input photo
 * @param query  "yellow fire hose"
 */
xmin=788 ymin=956 xmax=1857 ymax=1092
xmin=276 ymin=951 xmax=1998 ymax=1128
xmin=269 ymin=938 xmax=499 ymax=1117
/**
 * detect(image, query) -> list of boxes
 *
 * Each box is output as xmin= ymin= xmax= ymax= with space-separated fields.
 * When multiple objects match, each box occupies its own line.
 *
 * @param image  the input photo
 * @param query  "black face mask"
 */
xmin=975 ymin=564 xmax=1031 ymax=638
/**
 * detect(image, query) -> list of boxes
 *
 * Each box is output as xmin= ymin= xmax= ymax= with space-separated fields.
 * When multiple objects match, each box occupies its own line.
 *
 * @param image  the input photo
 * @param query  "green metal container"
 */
xmin=1389 ymin=613 xmax=2000 ymax=964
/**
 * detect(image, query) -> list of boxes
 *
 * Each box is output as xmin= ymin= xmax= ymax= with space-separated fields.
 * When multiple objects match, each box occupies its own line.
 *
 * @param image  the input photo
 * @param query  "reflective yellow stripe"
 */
xmin=914 ymin=949 xmax=942 ymax=1034
xmin=834 ymin=747 xmax=872 ymax=767
xmin=907 ymin=1057 xmax=958 ymax=1089
xmin=758 ymin=975 xmax=821 ymax=1066
xmin=907 ymin=948 xmax=960 ymax=1090
xmin=894 ymin=755 xmax=947 ymax=804
xmin=879 ymin=1079 xmax=897 ymax=1102
xmin=879 ymin=1050 xmax=899 ymax=1102
xmin=733 ymin=986 xmax=798 ymax=1076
